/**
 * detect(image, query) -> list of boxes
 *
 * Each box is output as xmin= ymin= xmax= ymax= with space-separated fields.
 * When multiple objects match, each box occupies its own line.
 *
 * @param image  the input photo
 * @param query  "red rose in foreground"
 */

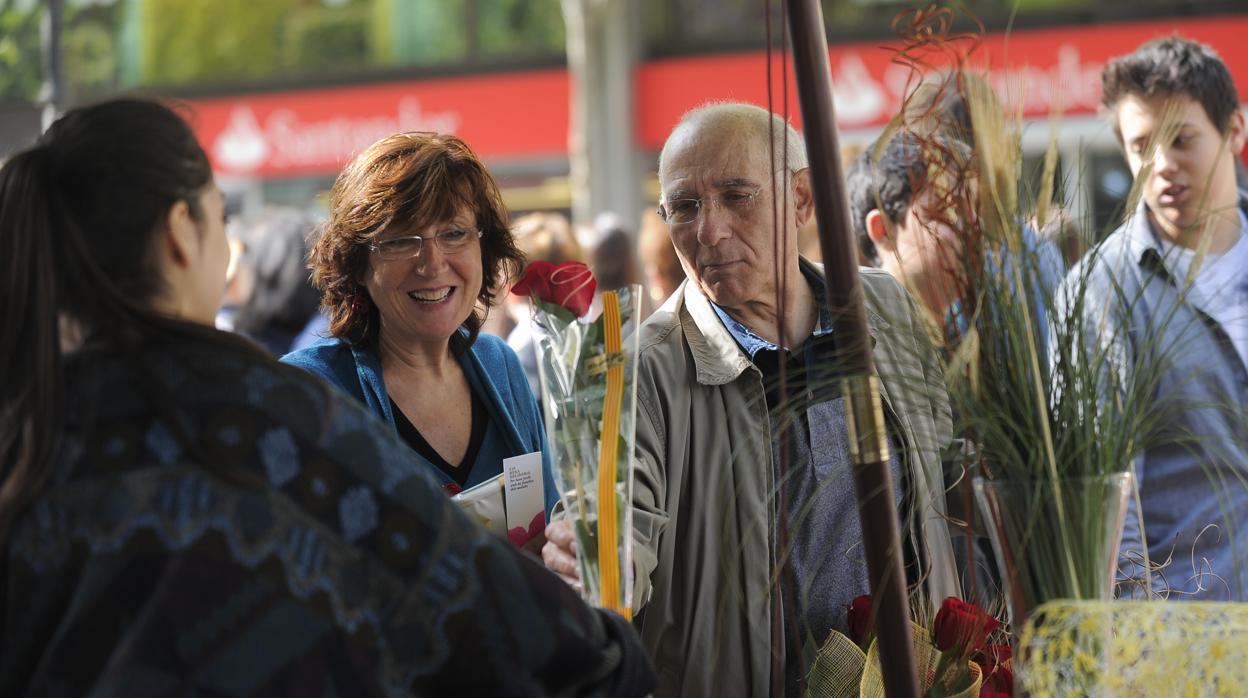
xmin=980 ymin=663 xmax=1014 ymax=697
xmin=975 ymin=644 xmax=1011 ymax=667
xmin=512 ymin=260 xmax=597 ymax=318
xmin=976 ymin=645 xmax=1014 ymax=696
xmin=846 ymin=595 xmax=874 ymax=644
xmin=933 ymin=597 xmax=1001 ymax=656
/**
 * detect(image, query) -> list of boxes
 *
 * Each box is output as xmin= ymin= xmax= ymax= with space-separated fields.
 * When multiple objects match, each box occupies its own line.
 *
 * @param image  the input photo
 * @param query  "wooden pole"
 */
xmin=784 ymin=2 xmax=921 ymax=696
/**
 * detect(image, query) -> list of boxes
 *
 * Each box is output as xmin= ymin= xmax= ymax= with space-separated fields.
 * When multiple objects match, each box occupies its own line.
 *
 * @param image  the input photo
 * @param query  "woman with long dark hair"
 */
xmin=0 ymin=99 xmax=653 ymax=697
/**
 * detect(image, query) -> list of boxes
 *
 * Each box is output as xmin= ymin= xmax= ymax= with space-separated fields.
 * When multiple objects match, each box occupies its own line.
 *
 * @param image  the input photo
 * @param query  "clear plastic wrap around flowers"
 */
xmin=527 ymin=279 xmax=640 ymax=617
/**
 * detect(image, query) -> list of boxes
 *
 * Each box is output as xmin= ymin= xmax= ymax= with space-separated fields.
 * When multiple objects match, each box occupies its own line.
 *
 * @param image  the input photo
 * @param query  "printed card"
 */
xmin=503 ymin=451 xmax=546 ymax=548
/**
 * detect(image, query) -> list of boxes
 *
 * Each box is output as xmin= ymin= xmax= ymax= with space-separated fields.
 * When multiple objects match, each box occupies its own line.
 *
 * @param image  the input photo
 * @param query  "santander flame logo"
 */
xmin=830 ymin=52 xmax=890 ymax=126
xmin=214 ymin=106 xmax=270 ymax=173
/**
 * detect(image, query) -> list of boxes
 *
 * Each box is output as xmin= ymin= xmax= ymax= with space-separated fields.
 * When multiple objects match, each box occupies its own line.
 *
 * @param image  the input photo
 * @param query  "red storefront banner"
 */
xmin=636 ymin=14 xmax=1248 ymax=149
xmin=189 ymin=69 xmax=570 ymax=178
xmin=187 ymin=14 xmax=1248 ymax=178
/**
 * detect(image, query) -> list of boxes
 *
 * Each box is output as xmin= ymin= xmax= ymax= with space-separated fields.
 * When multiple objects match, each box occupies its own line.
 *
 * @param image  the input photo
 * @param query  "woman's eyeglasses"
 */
xmin=369 ymin=228 xmax=482 ymax=261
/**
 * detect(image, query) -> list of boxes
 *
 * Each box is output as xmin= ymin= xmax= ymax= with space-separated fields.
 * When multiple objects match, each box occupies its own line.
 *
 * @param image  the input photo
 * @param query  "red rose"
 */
xmin=933 ymin=597 xmax=1001 ymax=656
xmin=976 ymin=645 xmax=1014 ymax=696
xmin=980 ymin=664 xmax=1014 ymax=697
xmin=846 ymin=594 xmax=874 ymax=645
xmin=511 ymin=260 xmax=597 ymax=318
xmin=976 ymin=644 xmax=1011 ymax=666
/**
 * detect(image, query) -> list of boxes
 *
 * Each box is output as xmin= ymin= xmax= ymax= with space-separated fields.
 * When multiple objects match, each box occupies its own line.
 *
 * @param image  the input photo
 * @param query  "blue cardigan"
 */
xmin=281 ymin=333 xmax=558 ymax=516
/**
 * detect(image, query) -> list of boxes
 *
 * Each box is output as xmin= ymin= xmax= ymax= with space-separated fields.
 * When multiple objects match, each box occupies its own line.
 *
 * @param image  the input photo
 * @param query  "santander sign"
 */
xmin=636 ymin=15 xmax=1248 ymax=149
xmin=211 ymin=98 xmax=460 ymax=175
xmin=190 ymin=69 xmax=571 ymax=177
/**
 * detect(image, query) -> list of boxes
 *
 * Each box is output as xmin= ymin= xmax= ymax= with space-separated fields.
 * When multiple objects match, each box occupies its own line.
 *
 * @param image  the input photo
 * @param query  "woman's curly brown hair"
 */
xmin=310 ymin=131 xmax=524 ymax=351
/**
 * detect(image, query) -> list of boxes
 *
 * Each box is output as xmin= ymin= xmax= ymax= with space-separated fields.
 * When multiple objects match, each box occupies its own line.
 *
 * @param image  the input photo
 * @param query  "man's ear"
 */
xmin=792 ymin=168 xmax=815 ymax=228
xmin=865 ymin=209 xmax=896 ymax=252
xmin=1227 ymin=109 xmax=1247 ymax=155
xmin=161 ymin=199 xmax=198 ymax=270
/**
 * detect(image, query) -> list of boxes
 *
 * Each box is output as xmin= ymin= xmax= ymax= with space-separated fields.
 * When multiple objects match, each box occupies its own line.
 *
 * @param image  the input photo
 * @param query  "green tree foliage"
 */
xmin=0 ymin=5 xmax=40 ymax=101
xmin=284 ymin=3 xmax=373 ymax=73
xmin=0 ymin=0 xmax=566 ymax=99
xmin=64 ymin=0 xmax=123 ymax=94
xmin=140 ymin=0 xmax=395 ymax=86
xmin=141 ymin=0 xmax=291 ymax=85
xmin=135 ymin=0 xmax=565 ymax=88
xmin=0 ymin=0 xmax=124 ymax=102
xmin=386 ymin=0 xmax=467 ymax=65
xmin=476 ymin=0 xmax=563 ymax=58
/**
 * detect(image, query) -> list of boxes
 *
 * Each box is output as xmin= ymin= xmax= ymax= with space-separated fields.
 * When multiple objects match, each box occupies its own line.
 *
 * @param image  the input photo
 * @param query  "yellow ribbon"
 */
xmin=596 ymin=290 xmax=629 ymax=619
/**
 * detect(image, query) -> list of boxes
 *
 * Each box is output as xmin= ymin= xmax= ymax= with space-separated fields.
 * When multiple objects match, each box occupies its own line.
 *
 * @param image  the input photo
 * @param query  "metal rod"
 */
xmin=40 ymin=0 xmax=64 ymax=132
xmin=783 ymin=2 xmax=921 ymax=696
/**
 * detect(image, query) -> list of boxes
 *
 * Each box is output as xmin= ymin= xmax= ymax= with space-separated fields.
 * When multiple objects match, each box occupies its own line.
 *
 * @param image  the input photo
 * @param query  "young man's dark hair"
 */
xmin=1100 ymin=36 xmax=1241 ymax=139
xmin=847 ymin=132 xmax=969 ymax=267
xmin=848 ymin=136 xmax=917 ymax=266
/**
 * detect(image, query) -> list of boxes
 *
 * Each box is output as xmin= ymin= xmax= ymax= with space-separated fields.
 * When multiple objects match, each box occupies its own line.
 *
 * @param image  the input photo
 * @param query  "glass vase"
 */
xmin=972 ymin=472 xmax=1132 ymax=631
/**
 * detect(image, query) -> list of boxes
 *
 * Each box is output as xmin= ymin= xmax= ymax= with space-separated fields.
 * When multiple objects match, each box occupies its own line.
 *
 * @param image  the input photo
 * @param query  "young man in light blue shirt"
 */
xmin=1061 ymin=37 xmax=1248 ymax=600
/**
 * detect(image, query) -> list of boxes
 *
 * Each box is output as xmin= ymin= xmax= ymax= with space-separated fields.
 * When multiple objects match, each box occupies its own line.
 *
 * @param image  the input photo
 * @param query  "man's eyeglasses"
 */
xmin=656 ymin=189 xmax=761 ymax=226
xmin=368 ymin=228 xmax=482 ymax=261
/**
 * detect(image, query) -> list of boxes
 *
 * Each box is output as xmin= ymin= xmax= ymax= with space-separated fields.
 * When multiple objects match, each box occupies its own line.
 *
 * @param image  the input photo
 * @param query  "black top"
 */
xmin=390 ymin=387 xmax=489 ymax=487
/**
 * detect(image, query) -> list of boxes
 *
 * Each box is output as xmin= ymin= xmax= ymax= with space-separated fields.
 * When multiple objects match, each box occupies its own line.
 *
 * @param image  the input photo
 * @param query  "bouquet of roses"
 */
xmin=511 ymin=261 xmax=641 ymax=617
xmin=807 ymin=596 xmax=1012 ymax=698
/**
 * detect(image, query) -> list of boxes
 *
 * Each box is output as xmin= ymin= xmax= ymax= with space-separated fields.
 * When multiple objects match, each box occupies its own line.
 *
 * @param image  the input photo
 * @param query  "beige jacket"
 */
xmin=629 ymin=264 xmax=960 ymax=698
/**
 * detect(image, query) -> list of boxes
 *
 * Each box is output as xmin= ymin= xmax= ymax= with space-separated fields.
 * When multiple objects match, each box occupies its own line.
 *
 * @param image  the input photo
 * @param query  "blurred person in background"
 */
xmin=215 ymin=234 xmax=248 ymax=330
xmin=229 ymin=207 xmax=326 ymax=355
xmin=638 ymin=208 xmax=685 ymax=312
xmin=847 ymin=132 xmax=974 ymax=337
xmin=590 ymin=224 xmax=642 ymax=292
xmin=511 ymin=212 xmax=583 ymax=267
xmin=790 ymin=143 xmax=871 ymax=267
xmin=282 ymin=132 xmax=558 ymax=515
xmin=0 ymin=99 xmax=655 ymax=696
xmin=910 ymin=74 xmax=1067 ymax=307
xmin=890 ymin=74 xmax=1065 ymax=359
xmin=1034 ymin=207 xmax=1087 ymax=267
xmin=505 ymin=211 xmax=583 ymax=396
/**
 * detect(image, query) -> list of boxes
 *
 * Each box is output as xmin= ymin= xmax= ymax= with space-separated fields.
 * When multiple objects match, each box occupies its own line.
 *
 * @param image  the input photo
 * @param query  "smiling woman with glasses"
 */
xmin=283 ymin=131 xmax=560 ymax=521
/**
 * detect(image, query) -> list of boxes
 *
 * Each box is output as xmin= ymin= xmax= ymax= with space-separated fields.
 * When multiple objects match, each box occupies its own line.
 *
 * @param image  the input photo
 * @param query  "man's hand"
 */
xmin=542 ymin=519 xmax=583 ymax=592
